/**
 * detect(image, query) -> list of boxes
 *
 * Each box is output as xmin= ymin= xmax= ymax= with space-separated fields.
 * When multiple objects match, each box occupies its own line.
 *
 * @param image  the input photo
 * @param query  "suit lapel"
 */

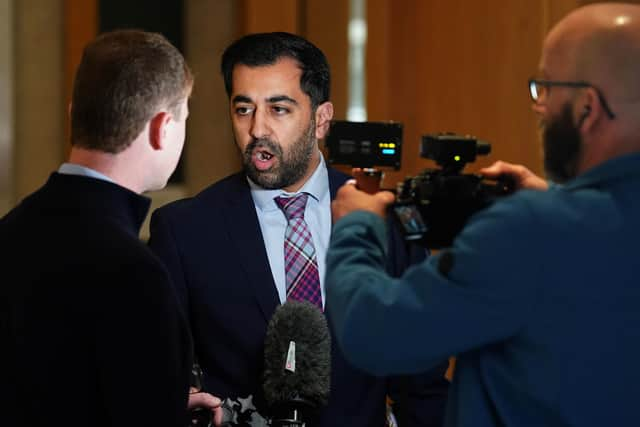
xmin=221 ymin=175 xmax=280 ymax=322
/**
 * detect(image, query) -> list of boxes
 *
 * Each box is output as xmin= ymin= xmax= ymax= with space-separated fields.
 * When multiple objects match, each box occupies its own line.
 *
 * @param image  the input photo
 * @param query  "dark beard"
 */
xmin=242 ymin=119 xmax=316 ymax=190
xmin=543 ymin=104 xmax=582 ymax=183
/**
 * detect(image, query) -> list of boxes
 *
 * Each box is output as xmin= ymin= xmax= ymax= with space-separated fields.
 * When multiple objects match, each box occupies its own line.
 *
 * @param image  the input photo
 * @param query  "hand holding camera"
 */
xmin=332 ymin=179 xmax=396 ymax=223
xmin=327 ymin=121 xmax=515 ymax=248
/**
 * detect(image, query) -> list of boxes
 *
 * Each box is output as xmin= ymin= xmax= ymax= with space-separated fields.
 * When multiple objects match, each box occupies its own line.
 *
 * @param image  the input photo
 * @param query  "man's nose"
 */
xmin=250 ymin=109 xmax=271 ymax=140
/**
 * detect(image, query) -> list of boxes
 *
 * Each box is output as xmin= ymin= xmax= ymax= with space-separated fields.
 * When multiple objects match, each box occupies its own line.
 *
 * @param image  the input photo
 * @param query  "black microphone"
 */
xmin=263 ymin=301 xmax=331 ymax=427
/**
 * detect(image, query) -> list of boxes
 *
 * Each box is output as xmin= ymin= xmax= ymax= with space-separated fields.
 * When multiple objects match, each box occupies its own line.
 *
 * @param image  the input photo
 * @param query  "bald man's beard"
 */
xmin=242 ymin=119 xmax=317 ymax=190
xmin=542 ymin=104 xmax=582 ymax=183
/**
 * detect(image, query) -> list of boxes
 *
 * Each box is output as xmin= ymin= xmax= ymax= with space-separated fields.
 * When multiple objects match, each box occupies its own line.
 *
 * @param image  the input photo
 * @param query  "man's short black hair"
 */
xmin=220 ymin=32 xmax=330 ymax=109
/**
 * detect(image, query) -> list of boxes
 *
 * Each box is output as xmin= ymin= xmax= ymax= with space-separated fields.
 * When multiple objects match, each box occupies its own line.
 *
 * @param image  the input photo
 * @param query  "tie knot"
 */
xmin=275 ymin=193 xmax=308 ymax=221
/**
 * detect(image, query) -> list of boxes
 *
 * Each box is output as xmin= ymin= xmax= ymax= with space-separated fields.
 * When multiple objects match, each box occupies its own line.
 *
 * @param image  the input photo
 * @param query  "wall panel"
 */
xmin=0 ymin=0 xmax=13 ymax=215
xmin=64 ymin=0 xmax=97 ymax=155
xmin=305 ymin=0 xmax=350 ymax=120
xmin=14 ymin=0 xmax=65 ymax=201
xmin=237 ymin=0 xmax=300 ymax=35
xmin=366 ymin=0 xmax=602 ymax=189
xmin=183 ymin=0 xmax=240 ymax=195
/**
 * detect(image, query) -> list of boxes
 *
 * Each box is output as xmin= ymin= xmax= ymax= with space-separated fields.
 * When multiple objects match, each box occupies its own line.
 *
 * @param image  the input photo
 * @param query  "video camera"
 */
xmin=326 ymin=120 xmax=514 ymax=249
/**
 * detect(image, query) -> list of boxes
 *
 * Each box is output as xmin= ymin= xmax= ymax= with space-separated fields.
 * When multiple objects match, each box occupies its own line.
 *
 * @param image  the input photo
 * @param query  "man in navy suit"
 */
xmin=149 ymin=32 xmax=448 ymax=426
xmin=326 ymin=3 xmax=640 ymax=426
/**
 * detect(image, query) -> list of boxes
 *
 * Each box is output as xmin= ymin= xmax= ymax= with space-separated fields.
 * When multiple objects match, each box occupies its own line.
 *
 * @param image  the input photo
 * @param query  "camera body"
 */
xmin=393 ymin=134 xmax=512 ymax=248
xmin=394 ymin=133 xmax=513 ymax=248
xmin=326 ymin=122 xmax=513 ymax=249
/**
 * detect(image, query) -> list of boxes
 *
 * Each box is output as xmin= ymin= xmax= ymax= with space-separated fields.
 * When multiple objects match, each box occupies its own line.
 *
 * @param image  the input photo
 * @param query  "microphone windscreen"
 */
xmin=263 ymin=301 xmax=331 ymax=408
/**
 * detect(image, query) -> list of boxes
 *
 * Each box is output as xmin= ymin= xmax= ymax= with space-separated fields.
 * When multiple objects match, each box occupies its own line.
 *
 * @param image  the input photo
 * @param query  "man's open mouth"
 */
xmin=256 ymin=150 xmax=273 ymax=161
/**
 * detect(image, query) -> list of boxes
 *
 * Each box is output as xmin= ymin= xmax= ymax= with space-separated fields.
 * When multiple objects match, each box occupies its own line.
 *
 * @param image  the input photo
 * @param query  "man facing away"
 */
xmin=326 ymin=3 xmax=640 ymax=426
xmin=1 ymin=30 xmax=197 ymax=427
xmin=149 ymin=32 xmax=449 ymax=426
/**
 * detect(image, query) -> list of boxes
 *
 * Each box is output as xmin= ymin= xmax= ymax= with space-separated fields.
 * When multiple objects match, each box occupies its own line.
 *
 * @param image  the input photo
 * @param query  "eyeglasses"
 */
xmin=528 ymin=78 xmax=616 ymax=119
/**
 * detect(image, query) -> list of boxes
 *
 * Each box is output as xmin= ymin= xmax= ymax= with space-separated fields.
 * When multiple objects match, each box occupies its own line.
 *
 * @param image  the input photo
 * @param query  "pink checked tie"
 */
xmin=274 ymin=193 xmax=322 ymax=309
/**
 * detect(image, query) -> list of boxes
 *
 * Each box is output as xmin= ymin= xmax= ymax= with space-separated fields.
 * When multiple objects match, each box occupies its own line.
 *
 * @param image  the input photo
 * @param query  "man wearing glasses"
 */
xmin=325 ymin=2 xmax=640 ymax=426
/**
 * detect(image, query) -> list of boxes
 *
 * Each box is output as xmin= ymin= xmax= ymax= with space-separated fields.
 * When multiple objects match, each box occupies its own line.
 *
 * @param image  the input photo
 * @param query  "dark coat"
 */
xmin=0 ymin=173 xmax=192 ymax=427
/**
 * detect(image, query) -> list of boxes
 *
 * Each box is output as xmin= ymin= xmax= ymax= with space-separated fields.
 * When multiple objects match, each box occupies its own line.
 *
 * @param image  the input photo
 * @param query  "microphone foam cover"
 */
xmin=263 ymin=301 xmax=331 ymax=407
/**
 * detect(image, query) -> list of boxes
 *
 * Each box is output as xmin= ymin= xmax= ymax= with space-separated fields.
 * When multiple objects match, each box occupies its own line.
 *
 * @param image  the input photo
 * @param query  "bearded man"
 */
xmin=326 ymin=3 xmax=640 ymax=426
xmin=148 ymin=32 xmax=449 ymax=427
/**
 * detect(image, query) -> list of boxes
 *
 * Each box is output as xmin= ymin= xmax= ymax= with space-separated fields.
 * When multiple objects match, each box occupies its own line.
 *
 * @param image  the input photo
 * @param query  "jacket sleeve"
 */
xmin=383 ymin=214 xmax=449 ymax=427
xmin=326 ymin=205 xmax=537 ymax=375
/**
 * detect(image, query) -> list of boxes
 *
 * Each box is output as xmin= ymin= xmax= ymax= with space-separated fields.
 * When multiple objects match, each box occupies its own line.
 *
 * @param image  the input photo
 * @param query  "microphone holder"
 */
xmin=270 ymin=397 xmax=319 ymax=427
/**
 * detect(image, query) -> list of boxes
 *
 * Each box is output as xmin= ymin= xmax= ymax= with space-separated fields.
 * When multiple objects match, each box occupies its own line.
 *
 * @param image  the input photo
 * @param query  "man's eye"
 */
xmin=235 ymin=106 xmax=252 ymax=115
xmin=272 ymin=106 xmax=290 ymax=115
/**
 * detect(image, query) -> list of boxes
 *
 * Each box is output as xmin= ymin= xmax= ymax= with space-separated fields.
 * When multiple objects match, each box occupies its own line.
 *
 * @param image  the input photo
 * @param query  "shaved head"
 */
xmin=544 ymin=3 xmax=640 ymax=103
xmin=537 ymin=3 xmax=640 ymax=178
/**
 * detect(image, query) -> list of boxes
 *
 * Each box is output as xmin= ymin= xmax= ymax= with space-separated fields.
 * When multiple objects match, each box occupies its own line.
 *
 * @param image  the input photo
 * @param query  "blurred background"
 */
xmin=0 ymin=0 xmax=627 ymax=238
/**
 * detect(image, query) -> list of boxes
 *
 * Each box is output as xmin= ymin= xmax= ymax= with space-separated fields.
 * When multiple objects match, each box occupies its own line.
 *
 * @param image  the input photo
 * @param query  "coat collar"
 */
xmin=46 ymin=172 xmax=150 ymax=237
xmin=564 ymin=152 xmax=640 ymax=191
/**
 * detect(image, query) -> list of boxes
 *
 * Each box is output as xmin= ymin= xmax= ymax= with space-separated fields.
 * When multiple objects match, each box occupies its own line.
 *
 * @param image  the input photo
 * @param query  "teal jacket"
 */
xmin=326 ymin=152 xmax=640 ymax=427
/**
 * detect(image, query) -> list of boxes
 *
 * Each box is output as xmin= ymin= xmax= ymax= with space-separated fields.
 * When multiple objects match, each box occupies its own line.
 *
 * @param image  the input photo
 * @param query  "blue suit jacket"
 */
xmin=149 ymin=167 xmax=448 ymax=426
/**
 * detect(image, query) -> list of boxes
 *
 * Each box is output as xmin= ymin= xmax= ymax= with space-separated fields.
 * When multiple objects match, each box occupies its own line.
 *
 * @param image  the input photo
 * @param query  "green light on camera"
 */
xmin=454 ymin=155 xmax=461 ymax=162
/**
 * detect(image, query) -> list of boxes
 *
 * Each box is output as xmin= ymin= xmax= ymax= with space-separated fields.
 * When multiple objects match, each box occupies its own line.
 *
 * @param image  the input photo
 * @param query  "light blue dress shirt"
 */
xmin=58 ymin=163 xmax=114 ymax=183
xmin=249 ymin=153 xmax=331 ymax=307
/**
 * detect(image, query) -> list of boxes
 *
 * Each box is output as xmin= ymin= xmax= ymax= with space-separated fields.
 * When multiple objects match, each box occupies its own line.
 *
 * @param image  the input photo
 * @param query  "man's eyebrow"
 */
xmin=267 ymin=95 xmax=298 ymax=105
xmin=232 ymin=95 xmax=252 ymax=104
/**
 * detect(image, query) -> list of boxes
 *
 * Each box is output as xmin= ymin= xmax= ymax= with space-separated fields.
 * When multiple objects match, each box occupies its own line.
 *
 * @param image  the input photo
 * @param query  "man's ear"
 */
xmin=149 ymin=111 xmax=171 ymax=151
xmin=314 ymin=101 xmax=334 ymax=139
xmin=577 ymin=88 xmax=600 ymax=132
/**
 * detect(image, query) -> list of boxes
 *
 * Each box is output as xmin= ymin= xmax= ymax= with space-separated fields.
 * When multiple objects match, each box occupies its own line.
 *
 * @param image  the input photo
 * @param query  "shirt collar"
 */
xmin=58 ymin=163 xmax=115 ymax=183
xmin=249 ymin=152 xmax=329 ymax=212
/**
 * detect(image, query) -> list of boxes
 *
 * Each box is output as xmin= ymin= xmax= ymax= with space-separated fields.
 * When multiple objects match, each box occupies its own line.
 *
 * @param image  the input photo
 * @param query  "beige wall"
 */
xmin=183 ymin=0 xmax=240 ymax=196
xmin=13 ymin=0 xmax=65 ymax=205
xmin=0 ymin=0 xmax=13 ymax=215
xmin=3 ymin=0 xmax=66 ymax=215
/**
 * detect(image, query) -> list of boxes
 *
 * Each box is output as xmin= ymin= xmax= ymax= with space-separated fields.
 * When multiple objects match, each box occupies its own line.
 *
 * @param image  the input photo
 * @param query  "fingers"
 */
xmin=480 ymin=161 xmax=548 ymax=191
xmin=213 ymin=405 xmax=224 ymax=426
xmin=342 ymin=183 xmax=394 ymax=206
xmin=479 ymin=160 xmax=513 ymax=178
xmin=189 ymin=393 xmax=224 ymax=426
xmin=375 ymin=190 xmax=396 ymax=205
xmin=481 ymin=160 xmax=530 ymax=180
xmin=188 ymin=392 xmax=221 ymax=410
xmin=333 ymin=180 xmax=396 ymax=222
xmin=336 ymin=180 xmax=359 ymax=197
